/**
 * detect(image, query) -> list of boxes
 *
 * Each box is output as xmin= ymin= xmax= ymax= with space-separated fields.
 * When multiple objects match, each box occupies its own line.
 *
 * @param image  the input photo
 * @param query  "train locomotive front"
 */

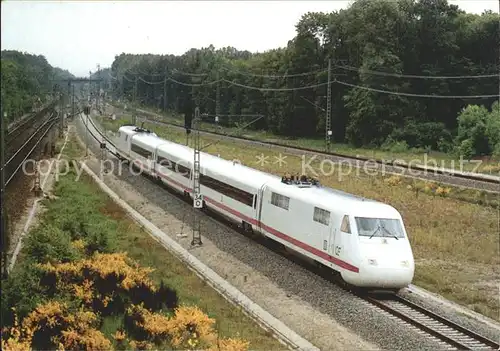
xmin=338 ymin=204 xmax=415 ymax=290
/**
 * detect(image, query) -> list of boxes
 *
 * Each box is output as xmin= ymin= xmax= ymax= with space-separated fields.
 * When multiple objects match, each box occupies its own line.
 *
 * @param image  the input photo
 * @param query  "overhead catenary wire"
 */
xmin=219 ymin=65 xmax=328 ymax=78
xmin=334 ymin=80 xmax=499 ymax=99
xmin=115 ymin=72 xmax=499 ymax=98
xmin=122 ymin=63 xmax=497 ymax=80
xmin=335 ymin=64 xmax=498 ymax=79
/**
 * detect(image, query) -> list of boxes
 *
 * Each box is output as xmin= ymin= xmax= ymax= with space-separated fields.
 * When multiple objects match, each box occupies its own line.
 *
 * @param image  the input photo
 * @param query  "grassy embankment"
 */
xmin=112 ymin=102 xmax=500 ymax=175
xmin=0 ymin=129 xmax=283 ymax=350
xmin=98 ymin=113 xmax=500 ymax=322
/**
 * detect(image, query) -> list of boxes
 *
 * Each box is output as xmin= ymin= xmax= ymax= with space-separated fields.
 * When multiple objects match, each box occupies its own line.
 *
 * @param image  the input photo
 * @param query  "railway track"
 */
xmin=2 ymin=114 xmax=59 ymax=186
xmin=116 ymin=104 xmax=500 ymax=193
xmin=363 ymin=293 xmax=499 ymax=350
xmin=81 ymin=113 xmax=500 ymax=351
xmin=6 ymin=101 xmax=58 ymax=148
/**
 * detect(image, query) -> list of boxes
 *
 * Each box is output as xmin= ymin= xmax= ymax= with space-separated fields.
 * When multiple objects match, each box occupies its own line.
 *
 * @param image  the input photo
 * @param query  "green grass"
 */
xmin=112 ymin=101 xmax=500 ymax=175
xmin=2 ymin=127 xmax=283 ymax=350
xmin=98 ymin=112 xmax=500 ymax=322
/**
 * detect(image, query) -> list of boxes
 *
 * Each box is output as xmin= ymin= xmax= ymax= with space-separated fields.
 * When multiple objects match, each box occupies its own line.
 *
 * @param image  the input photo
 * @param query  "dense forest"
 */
xmin=109 ymin=0 xmax=500 ymax=156
xmin=1 ymin=50 xmax=75 ymax=123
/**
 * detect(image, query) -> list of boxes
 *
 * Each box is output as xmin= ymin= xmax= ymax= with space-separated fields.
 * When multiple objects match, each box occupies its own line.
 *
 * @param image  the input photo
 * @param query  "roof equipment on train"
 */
xmin=281 ymin=174 xmax=320 ymax=187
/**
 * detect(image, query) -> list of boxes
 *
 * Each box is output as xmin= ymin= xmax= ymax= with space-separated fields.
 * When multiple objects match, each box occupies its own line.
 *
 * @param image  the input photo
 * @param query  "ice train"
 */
xmin=115 ymin=125 xmax=415 ymax=289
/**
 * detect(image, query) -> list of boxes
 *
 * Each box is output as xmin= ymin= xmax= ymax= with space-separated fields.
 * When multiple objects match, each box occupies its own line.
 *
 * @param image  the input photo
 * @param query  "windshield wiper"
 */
xmin=381 ymin=225 xmax=399 ymax=240
xmin=369 ymin=226 xmax=380 ymax=239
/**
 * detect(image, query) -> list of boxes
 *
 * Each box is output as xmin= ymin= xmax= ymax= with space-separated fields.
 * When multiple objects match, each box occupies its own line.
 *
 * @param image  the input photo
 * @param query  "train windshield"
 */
xmin=355 ymin=217 xmax=405 ymax=239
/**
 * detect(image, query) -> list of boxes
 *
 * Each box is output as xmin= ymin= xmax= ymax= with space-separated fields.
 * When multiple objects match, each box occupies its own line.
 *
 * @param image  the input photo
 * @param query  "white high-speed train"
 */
xmin=114 ymin=125 xmax=415 ymax=289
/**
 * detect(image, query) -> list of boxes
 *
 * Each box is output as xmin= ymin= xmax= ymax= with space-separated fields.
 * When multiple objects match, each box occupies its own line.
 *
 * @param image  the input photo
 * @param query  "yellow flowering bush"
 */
xmin=123 ymin=304 xmax=250 ymax=350
xmin=129 ymin=339 xmax=155 ymax=350
xmin=384 ymin=175 xmax=402 ymax=186
xmin=37 ymin=252 xmax=175 ymax=315
xmin=167 ymin=306 xmax=218 ymax=349
xmin=423 ymin=181 xmax=438 ymax=193
xmin=70 ymin=239 xmax=86 ymax=252
xmin=435 ymin=186 xmax=451 ymax=197
xmin=4 ymin=254 xmax=250 ymax=351
xmin=2 ymin=302 xmax=111 ymax=351
xmin=1 ymin=309 xmax=33 ymax=351
xmin=39 ymin=252 xmax=156 ymax=292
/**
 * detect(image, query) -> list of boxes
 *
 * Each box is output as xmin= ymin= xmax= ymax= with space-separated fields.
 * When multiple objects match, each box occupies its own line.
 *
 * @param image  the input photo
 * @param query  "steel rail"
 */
xmin=5 ymin=119 xmax=58 ymax=186
xmin=364 ymin=294 xmax=500 ymax=350
xmin=2 ymin=115 xmax=58 ymax=171
xmin=6 ymin=100 xmax=58 ymax=137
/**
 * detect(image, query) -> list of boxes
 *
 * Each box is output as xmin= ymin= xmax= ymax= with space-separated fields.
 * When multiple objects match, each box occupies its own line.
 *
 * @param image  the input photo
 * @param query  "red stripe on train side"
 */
xmin=151 ymin=168 xmax=359 ymax=273
xmin=203 ymin=197 xmax=259 ymax=226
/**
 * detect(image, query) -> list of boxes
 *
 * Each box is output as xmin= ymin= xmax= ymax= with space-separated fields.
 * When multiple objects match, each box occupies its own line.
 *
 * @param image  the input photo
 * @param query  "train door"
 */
xmin=327 ymin=225 xmax=337 ymax=260
xmin=257 ymin=184 xmax=267 ymax=229
xmin=331 ymin=214 xmax=352 ymax=265
xmin=152 ymin=147 xmax=159 ymax=177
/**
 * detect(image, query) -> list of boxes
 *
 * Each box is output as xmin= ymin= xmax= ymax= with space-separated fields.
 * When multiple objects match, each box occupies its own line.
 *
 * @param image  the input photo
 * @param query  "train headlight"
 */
xmin=368 ymin=259 xmax=377 ymax=266
xmin=401 ymin=260 xmax=409 ymax=267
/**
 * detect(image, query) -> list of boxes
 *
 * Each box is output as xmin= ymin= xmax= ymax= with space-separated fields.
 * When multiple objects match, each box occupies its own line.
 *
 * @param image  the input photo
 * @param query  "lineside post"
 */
xmin=100 ymin=137 xmax=107 ymax=177
xmin=96 ymin=64 xmax=101 ymax=113
xmin=83 ymin=105 xmax=90 ymax=157
xmin=191 ymin=106 xmax=202 ymax=247
xmin=163 ymin=75 xmax=167 ymax=112
xmin=325 ymin=58 xmax=332 ymax=152
xmin=71 ymin=84 xmax=75 ymax=120
xmin=60 ymin=85 xmax=67 ymax=137
xmin=1 ymin=111 xmax=8 ymax=278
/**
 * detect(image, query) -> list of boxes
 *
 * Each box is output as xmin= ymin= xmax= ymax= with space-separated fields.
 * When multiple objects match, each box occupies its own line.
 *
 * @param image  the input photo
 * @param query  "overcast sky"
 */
xmin=1 ymin=1 xmax=498 ymax=77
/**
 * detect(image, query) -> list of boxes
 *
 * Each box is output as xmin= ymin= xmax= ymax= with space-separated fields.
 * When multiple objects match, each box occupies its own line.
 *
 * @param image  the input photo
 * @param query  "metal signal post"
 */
xmin=191 ymin=106 xmax=202 ymax=246
xmin=325 ymin=58 xmax=332 ymax=152
xmin=83 ymin=105 xmax=91 ymax=157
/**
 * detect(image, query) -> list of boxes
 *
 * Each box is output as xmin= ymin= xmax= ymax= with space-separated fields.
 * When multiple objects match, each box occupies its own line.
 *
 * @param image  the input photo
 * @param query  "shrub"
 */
xmin=2 ymin=301 xmax=111 ymax=350
xmin=457 ymin=139 xmax=474 ymax=160
xmin=1 ymin=262 xmax=50 ymax=326
xmin=82 ymin=219 xmax=118 ymax=255
xmin=166 ymin=305 xmax=218 ymax=349
xmin=38 ymin=253 xmax=178 ymax=317
xmin=381 ymin=137 xmax=409 ymax=153
xmin=436 ymin=187 xmax=451 ymax=197
xmin=23 ymin=224 xmax=81 ymax=264
xmin=492 ymin=143 xmax=500 ymax=160
xmin=455 ymin=104 xmax=494 ymax=157
xmin=384 ymin=175 xmax=402 ymax=186
xmin=389 ymin=120 xmax=452 ymax=150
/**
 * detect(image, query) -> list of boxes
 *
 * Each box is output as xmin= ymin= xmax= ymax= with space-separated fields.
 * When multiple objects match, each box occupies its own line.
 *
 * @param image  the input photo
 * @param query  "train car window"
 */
xmin=253 ymin=195 xmax=257 ymax=209
xmin=271 ymin=192 xmax=289 ymax=210
xmin=200 ymin=174 xmax=253 ymax=207
xmin=157 ymin=156 xmax=191 ymax=178
xmin=131 ymin=143 xmax=152 ymax=158
xmin=340 ymin=215 xmax=351 ymax=234
xmin=125 ymin=135 xmax=128 ymax=141
xmin=313 ymin=207 xmax=330 ymax=226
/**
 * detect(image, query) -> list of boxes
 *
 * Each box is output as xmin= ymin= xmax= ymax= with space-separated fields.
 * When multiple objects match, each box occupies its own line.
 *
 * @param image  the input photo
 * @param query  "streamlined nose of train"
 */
xmin=343 ymin=261 xmax=415 ymax=288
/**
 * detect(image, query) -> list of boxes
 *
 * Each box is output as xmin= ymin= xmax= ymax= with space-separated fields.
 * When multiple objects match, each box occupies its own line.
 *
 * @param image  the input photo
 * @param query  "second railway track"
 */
xmin=2 ymin=114 xmax=59 ymax=186
xmin=116 ymin=105 xmax=500 ymax=194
